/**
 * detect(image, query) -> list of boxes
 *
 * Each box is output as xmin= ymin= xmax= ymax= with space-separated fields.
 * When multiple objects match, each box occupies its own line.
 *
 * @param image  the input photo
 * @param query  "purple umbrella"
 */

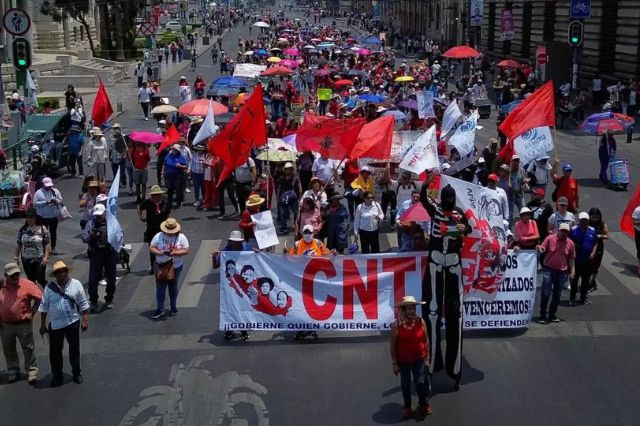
xmin=283 ymin=48 xmax=300 ymax=57
xmin=400 ymin=100 xmax=418 ymax=110
xmin=129 ymin=131 xmax=165 ymax=144
xmin=313 ymin=68 xmax=332 ymax=77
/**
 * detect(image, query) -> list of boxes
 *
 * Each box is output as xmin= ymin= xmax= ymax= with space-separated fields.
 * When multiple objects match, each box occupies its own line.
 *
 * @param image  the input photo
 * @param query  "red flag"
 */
xmin=156 ymin=124 xmax=181 ymax=155
xmin=351 ymin=115 xmax=394 ymax=159
xmin=497 ymin=139 xmax=515 ymax=163
xmin=498 ymin=80 xmax=555 ymax=140
xmin=91 ymin=79 xmax=113 ymax=126
xmin=620 ymin=183 xmax=640 ymax=237
xmin=209 ymin=84 xmax=266 ymax=185
xmin=296 ymin=113 xmax=366 ymax=159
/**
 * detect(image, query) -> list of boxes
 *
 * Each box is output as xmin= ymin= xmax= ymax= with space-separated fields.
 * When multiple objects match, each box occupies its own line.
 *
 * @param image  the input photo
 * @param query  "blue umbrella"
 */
xmin=359 ymin=94 xmax=385 ymax=103
xmin=256 ymin=49 xmax=268 ymax=56
xmin=212 ymin=76 xmax=246 ymax=88
xmin=361 ymin=35 xmax=382 ymax=45
xmin=382 ymin=109 xmax=407 ymax=121
xmin=499 ymin=100 xmax=522 ymax=115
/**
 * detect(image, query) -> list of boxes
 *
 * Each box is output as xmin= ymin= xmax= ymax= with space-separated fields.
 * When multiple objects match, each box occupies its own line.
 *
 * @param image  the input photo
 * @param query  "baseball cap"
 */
xmin=302 ymin=224 xmax=314 ymax=234
xmin=557 ymin=196 xmax=569 ymax=205
xmin=92 ymin=204 xmax=106 ymax=216
xmin=559 ymin=223 xmax=571 ymax=232
xmin=532 ymin=188 xmax=545 ymax=197
xmin=487 ymin=173 xmax=498 ymax=182
xmin=511 ymin=154 xmax=520 ymax=160
xmin=42 ymin=177 xmax=54 ymax=188
xmin=172 ymin=144 xmax=181 ymax=151
xmin=499 ymin=164 xmax=510 ymax=171
xmin=284 ymin=162 xmax=294 ymax=169
xmin=96 ymin=194 xmax=108 ymax=203
xmin=158 ymin=119 xmax=167 ymax=124
xmin=477 ymin=157 xmax=485 ymax=164
xmin=4 ymin=262 xmax=20 ymax=276
xmin=562 ymin=163 xmax=573 ymax=172
xmin=360 ymin=166 xmax=371 ymax=173
xmin=578 ymin=212 xmax=590 ymax=220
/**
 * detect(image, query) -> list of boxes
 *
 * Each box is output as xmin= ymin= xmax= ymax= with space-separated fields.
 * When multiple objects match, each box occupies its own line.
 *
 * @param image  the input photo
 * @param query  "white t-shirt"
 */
xmin=150 ymin=232 xmax=190 ymax=269
xmin=527 ymin=161 xmax=552 ymax=185
xmin=234 ymin=157 xmax=255 ymax=183
xmin=312 ymin=157 xmax=341 ymax=184
xmin=632 ymin=206 xmax=640 ymax=231
xmin=548 ymin=211 xmax=576 ymax=234
xmin=138 ymin=87 xmax=152 ymax=103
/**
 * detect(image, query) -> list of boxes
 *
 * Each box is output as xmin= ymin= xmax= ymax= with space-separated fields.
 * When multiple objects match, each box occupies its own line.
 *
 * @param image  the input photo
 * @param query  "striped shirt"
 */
xmin=190 ymin=151 xmax=206 ymax=174
xmin=38 ymin=278 xmax=89 ymax=330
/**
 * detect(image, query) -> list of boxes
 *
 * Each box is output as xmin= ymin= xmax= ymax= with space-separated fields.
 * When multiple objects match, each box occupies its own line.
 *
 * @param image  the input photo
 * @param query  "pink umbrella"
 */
xmin=281 ymin=59 xmax=299 ymax=68
xmin=400 ymin=203 xmax=431 ymax=222
xmin=129 ymin=131 xmax=165 ymax=144
xmin=283 ymin=48 xmax=300 ymax=57
xmin=356 ymin=48 xmax=372 ymax=56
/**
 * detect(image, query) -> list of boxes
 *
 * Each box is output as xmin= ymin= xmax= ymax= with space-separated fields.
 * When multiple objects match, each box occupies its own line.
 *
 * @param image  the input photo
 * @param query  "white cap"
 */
xmin=228 ymin=230 xmax=244 ymax=241
xmin=284 ymin=162 xmax=294 ymax=169
xmin=30 ymin=145 xmax=40 ymax=153
xmin=477 ymin=157 xmax=485 ymax=163
xmin=92 ymin=204 xmax=106 ymax=216
xmin=519 ymin=207 xmax=532 ymax=215
xmin=96 ymin=194 xmax=108 ymax=202
xmin=559 ymin=223 xmax=571 ymax=232
xmin=361 ymin=166 xmax=371 ymax=173
xmin=302 ymin=224 xmax=314 ymax=233
xmin=158 ymin=119 xmax=167 ymax=124
xmin=42 ymin=177 xmax=53 ymax=187
xmin=172 ymin=143 xmax=181 ymax=150
xmin=578 ymin=212 xmax=590 ymax=220
xmin=511 ymin=154 xmax=520 ymax=160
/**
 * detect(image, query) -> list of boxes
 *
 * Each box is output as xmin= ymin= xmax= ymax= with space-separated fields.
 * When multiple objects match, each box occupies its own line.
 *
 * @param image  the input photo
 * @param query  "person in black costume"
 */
xmin=420 ymin=183 xmax=471 ymax=391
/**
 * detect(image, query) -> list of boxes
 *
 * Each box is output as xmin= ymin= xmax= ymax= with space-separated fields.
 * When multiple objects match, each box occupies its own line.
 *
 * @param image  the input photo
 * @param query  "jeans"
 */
xmin=218 ymin=178 xmax=238 ymax=215
xmin=570 ymin=260 xmax=592 ymax=302
xmin=399 ymin=359 xmax=430 ymax=408
xmin=166 ymin=173 xmax=185 ymax=207
xmin=358 ymin=229 xmax=380 ymax=254
xmin=88 ymin=249 xmax=117 ymax=305
xmin=192 ymin=172 xmax=204 ymax=202
xmin=0 ymin=321 xmax=37 ymax=374
xmin=41 ymin=217 xmax=59 ymax=250
xmin=48 ymin=321 xmax=81 ymax=378
xmin=133 ymin=169 xmax=148 ymax=200
xmin=155 ymin=265 xmax=183 ymax=312
xmin=277 ymin=201 xmax=298 ymax=233
xmin=540 ymin=267 xmax=568 ymax=319
xmin=68 ymin=154 xmax=84 ymax=176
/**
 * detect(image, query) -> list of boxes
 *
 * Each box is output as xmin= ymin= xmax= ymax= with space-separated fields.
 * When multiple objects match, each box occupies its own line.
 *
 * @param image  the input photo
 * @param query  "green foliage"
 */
xmin=133 ymin=38 xmax=146 ymax=49
xmin=37 ymin=97 xmax=60 ymax=113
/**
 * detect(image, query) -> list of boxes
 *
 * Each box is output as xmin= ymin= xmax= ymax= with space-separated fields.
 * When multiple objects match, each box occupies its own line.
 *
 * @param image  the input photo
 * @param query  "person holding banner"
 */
xmin=390 ymin=295 xmax=432 ymax=419
xmin=513 ymin=207 xmax=539 ymax=250
xmin=420 ymin=184 xmax=471 ymax=389
xmin=353 ymin=191 xmax=384 ymax=254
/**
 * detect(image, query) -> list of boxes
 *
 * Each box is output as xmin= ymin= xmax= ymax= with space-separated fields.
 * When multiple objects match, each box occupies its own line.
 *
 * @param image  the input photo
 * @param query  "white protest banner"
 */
xmin=441 ymin=175 xmax=508 ymax=302
xmin=463 ymin=250 xmax=537 ymax=329
xmin=388 ymin=130 xmax=422 ymax=162
xmin=106 ymin=169 xmax=124 ymax=252
xmin=251 ymin=210 xmax=279 ymax=249
xmin=447 ymin=111 xmax=478 ymax=157
xmin=417 ymin=91 xmax=435 ymax=119
xmin=399 ymin=125 xmax=439 ymax=174
xmin=513 ymin=126 xmax=554 ymax=165
xmin=219 ymin=252 xmax=425 ymax=331
xmin=234 ymin=63 xmax=267 ymax=78
xmin=442 ymin=100 xmax=463 ymax=135
xmin=192 ymin=100 xmax=219 ymax=146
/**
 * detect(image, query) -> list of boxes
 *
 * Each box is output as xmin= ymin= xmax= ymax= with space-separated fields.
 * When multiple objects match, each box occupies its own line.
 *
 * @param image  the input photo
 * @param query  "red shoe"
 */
xmin=420 ymin=403 xmax=433 ymax=416
xmin=401 ymin=407 xmax=412 ymax=419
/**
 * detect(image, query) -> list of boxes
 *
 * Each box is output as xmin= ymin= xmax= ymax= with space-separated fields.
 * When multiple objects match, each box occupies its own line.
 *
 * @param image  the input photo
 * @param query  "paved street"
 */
xmin=1 ymin=5 xmax=640 ymax=426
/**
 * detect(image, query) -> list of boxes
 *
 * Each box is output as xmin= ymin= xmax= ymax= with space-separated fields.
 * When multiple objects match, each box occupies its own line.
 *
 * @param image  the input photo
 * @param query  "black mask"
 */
xmin=440 ymin=184 xmax=456 ymax=211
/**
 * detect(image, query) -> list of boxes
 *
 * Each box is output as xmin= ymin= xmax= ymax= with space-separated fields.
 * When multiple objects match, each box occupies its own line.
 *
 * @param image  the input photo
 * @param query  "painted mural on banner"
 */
xmin=219 ymin=252 xmax=425 ymax=331
xmin=513 ymin=126 xmax=554 ymax=165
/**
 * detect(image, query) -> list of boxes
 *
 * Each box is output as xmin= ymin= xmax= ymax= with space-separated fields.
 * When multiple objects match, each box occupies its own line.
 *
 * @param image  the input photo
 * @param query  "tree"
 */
xmin=40 ymin=0 xmax=96 ymax=56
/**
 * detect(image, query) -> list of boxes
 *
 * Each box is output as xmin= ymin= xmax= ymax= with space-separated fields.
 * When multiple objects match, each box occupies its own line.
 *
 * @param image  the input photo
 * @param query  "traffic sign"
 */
xmin=570 ymin=0 xmax=591 ymax=19
xmin=138 ymin=22 xmax=156 ymax=37
xmin=2 ymin=8 xmax=31 ymax=36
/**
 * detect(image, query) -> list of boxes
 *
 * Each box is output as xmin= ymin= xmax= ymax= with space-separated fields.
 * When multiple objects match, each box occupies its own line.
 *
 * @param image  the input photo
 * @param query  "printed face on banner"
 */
xmin=227 ymin=261 xmax=293 ymax=318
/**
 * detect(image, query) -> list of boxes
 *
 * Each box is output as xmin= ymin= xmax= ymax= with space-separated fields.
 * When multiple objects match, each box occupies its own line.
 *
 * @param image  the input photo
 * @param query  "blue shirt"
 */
xmin=569 ymin=225 xmax=597 ymax=262
xmin=38 ymin=278 xmax=90 ymax=330
xmin=395 ymin=199 xmax=431 ymax=231
xmin=163 ymin=152 xmax=187 ymax=176
xmin=67 ymin=133 xmax=85 ymax=155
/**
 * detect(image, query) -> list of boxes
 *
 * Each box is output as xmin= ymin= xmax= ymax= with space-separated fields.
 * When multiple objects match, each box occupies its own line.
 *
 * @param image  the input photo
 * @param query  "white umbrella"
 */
xmin=303 ymin=45 xmax=315 ymax=49
xmin=243 ymin=50 xmax=254 ymax=55
xmin=253 ymin=21 xmax=270 ymax=28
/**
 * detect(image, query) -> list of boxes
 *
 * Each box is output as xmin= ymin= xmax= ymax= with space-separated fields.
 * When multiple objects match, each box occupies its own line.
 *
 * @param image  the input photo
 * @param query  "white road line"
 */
xmin=177 ymin=239 xmax=221 ymax=308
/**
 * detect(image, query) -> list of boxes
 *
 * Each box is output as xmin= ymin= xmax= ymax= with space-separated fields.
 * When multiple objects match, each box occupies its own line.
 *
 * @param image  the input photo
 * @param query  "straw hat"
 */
xmin=160 ymin=218 xmax=181 ymax=234
xmin=149 ymin=185 xmax=165 ymax=195
xmin=93 ymin=128 xmax=104 ymax=137
xmin=246 ymin=194 xmax=265 ymax=207
xmin=228 ymin=230 xmax=244 ymax=242
xmin=49 ymin=260 xmax=72 ymax=276
xmin=395 ymin=295 xmax=426 ymax=308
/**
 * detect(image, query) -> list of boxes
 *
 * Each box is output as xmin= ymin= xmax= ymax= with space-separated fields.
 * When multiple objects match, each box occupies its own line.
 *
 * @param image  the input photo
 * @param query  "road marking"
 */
xmin=124 ymin=273 xmax=157 ymax=311
xmin=522 ymin=320 xmax=640 ymax=339
xmin=177 ymin=239 xmax=221 ymax=308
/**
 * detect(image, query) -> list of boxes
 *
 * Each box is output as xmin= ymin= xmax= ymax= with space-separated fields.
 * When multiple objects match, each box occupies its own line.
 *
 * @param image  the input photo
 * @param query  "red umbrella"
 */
xmin=400 ymin=203 xmax=431 ymax=222
xmin=595 ymin=118 xmax=624 ymax=135
xmin=261 ymin=66 xmax=294 ymax=76
xmin=129 ymin=131 xmax=165 ymax=144
xmin=334 ymin=79 xmax=353 ymax=88
xmin=178 ymin=99 xmax=228 ymax=116
xmin=443 ymin=45 xmax=481 ymax=59
xmin=497 ymin=59 xmax=520 ymax=68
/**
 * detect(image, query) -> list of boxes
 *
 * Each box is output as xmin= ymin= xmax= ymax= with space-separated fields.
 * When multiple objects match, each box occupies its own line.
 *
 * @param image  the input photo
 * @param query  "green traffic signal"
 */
xmin=571 ymin=37 xmax=578 ymax=43
xmin=17 ymin=59 xmax=26 ymax=66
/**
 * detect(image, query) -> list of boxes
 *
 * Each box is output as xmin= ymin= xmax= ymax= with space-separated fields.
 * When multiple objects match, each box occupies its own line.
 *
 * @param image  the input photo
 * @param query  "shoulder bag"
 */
xmin=154 ymin=235 xmax=178 ymax=282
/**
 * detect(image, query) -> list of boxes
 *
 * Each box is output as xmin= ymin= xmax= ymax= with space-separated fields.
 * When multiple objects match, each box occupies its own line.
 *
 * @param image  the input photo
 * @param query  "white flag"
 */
xmin=448 ymin=111 xmax=478 ymax=158
xmin=107 ymin=169 xmax=124 ymax=252
xmin=192 ymin=101 xmax=219 ymax=146
xmin=513 ymin=126 xmax=554 ymax=165
xmin=399 ymin=125 xmax=439 ymax=174
xmin=442 ymin=100 xmax=463 ymax=134
xmin=25 ymin=70 xmax=38 ymax=110
xmin=417 ymin=91 xmax=435 ymax=119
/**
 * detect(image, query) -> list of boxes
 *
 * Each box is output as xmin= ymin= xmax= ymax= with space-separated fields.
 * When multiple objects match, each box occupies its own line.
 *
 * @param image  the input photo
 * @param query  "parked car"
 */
xmin=165 ymin=21 xmax=181 ymax=31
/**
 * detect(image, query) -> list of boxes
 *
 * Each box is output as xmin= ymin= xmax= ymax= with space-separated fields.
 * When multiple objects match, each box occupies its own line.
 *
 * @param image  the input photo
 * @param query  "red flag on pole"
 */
xmin=498 ymin=80 xmax=556 ymax=141
xmin=295 ymin=114 xmax=366 ymax=159
xmin=91 ymin=79 xmax=114 ymax=127
xmin=620 ymin=183 xmax=640 ymax=238
xmin=351 ymin=115 xmax=394 ymax=159
xmin=156 ymin=124 xmax=181 ymax=155
xmin=497 ymin=139 xmax=515 ymax=163
xmin=209 ymin=84 xmax=267 ymax=185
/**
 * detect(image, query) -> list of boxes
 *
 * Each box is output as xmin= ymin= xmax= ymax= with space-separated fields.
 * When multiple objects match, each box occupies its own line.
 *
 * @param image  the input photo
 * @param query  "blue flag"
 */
xmin=107 ymin=169 xmax=124 ymax=252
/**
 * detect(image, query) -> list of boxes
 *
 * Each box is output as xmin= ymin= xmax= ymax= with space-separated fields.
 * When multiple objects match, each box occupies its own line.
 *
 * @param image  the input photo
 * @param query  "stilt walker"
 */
xmin=420 ymin=183 xmax=471 ymax=390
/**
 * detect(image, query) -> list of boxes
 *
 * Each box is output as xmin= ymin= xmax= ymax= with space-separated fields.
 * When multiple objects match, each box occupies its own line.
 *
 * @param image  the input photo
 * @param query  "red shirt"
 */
xmin=239 ymin=208 xmax=260 ymax=240
xmin=130 ymin=148 xmax=151 ymax=170
xmin=553 ymin=175 xmax=579 ymax=211
xmin=0 ymin=277 xmax=42 ymax=323
xmin=541 ymin=234 xmax=576 ymax=271
xmin=395 ymin=319 xmax=428 ymax=363
xmin=343 ymin=159 xmax=360 ymax=187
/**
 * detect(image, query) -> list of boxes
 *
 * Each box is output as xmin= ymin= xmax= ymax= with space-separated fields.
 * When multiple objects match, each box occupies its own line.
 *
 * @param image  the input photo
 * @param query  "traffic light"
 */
xmin=12 ymin=37 xmax=31 ymax=71
xmin=568 ymin=21 xmax=584 ymax=47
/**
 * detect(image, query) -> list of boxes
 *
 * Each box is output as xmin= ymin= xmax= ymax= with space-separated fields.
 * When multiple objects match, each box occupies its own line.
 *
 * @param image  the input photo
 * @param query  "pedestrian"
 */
xmin=326 ymin=194 xmax=350 ymax=254
xmin=295 ymin=197 xmax=322 ymax=240
xmin=568 ymin=212 xmax=598 ymax=306
xmin=109 ymin=123 xmax=127 ymax=186
xmin=349 ymin=165 xmax=375 ymax=219
xmin=300 ymin=177 xmax=328 ymax=209
xmin=276 ymin=162 xmax=302 ymax=235
xmin=149 ymin=218 xmax=191 ymax=319
xmin=164 ymin=144 xmax=188 ymax=209
xmin=163 ymin=45 xmax=169 ymax=64
xmin=38 ymin=261 xmax=89 ymax=387
xmin=485 ymin=173 xmax=509 ymax=223
xmin=526 ymin=157 xmax=552 ymax=195
xmin=134 ymin=62 xmax=145 ymax=87
xmin=395 ymin=190 xmax=429 ymax=250
xmin=129 ymin=142 xmax=150 ymax=204
xmin=138 ymin=81 xmax=153 ymax=121
xmin=87 ymin=127 xmax=108 ymax=182
xmin=507 ymin=155 xmax=528 ymax=225
xmin=587 ymin=207 xmax=608 ymax=291
xmin=0 ymin=262 xmax=42 ymax=384
xmin=190 ymin=48 xmax=197 ymax=71
xmin=81 ymin=204 xmax=117 ymax=313
xmin=537 ymin=223 xmax=576 ymax=324
xmin=78 ymin=179 xmax=100 ymax=230
xmin=14 ymin=208 xmax=50 ymax=286
xmin=239 ymin=194 xmax=265 ymax=248
xmin=547 ymin=196 xmax=576 ymax=235
xmin=137 ymin=185 xmax=171 ymax=274
xmin=33 ymin=177 xmax=63 ymax=255
xmin=234 ymin=157 xmax=257 ymax=212
xmin=190 ymin=144 xmax=207 ymax=207
xmin=598 ymin=130 xmax=617 ymax=185
xmin=211 ymin=231 xmax=252 ymax=340
xmin=513 ymin=207 xmax=539 ymax=250
xmin=179 ymin=76 xmax=192 ymax=104
xmin=390 ymin=295 xmax=432 ymax=420
xmin=353 ymin=191 xmax=384 ymax=254
xmin=551 ymin=160 xmax=579 ymax=213
xmin=66 ymin=125 xmax=84 ymax=178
